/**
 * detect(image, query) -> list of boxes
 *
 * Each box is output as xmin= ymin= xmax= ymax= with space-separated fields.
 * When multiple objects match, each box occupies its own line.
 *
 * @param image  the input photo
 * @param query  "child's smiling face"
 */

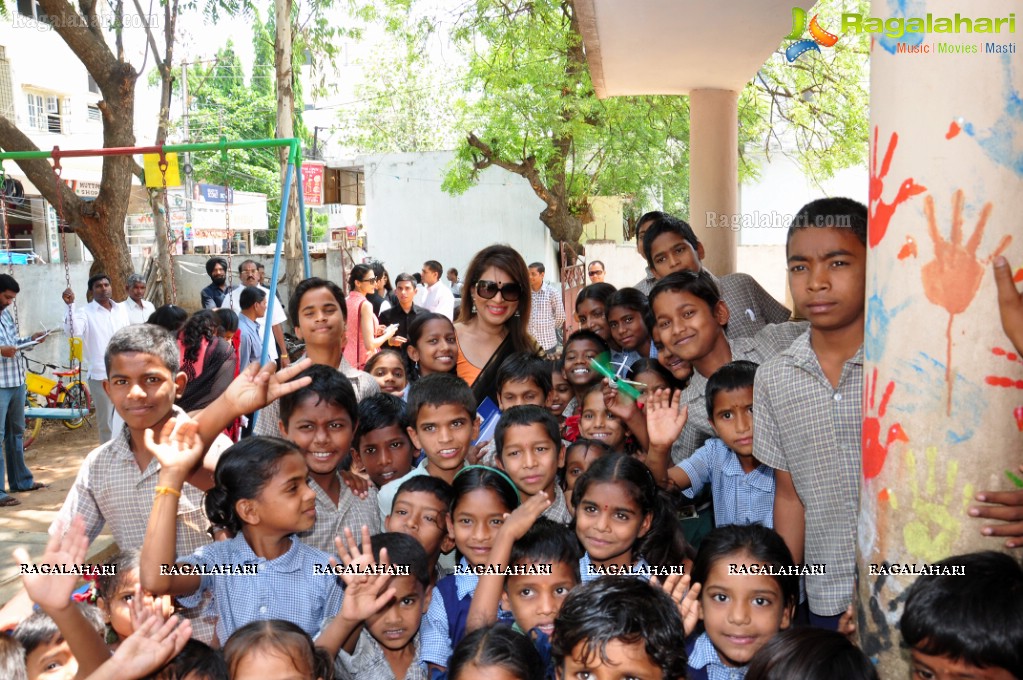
xmin=579 ymin=390 xmax=625 ymax=450
xmin=563 ymin=340 xmax=602 ymax=389
xmin=280 ymin=396 xmax=356 ymax=482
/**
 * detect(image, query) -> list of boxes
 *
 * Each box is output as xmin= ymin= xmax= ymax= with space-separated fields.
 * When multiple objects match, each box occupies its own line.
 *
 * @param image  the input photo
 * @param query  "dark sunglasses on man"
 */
xmin=588 ymin=269 xmax=602 ymax=277
xmin=474 ymin=280 xmax=522 ymax=302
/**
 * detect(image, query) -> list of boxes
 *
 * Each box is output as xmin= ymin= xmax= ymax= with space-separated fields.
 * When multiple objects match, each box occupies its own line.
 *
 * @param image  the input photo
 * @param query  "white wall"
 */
xmin=360 ymin=151 xmax=559 ymax=281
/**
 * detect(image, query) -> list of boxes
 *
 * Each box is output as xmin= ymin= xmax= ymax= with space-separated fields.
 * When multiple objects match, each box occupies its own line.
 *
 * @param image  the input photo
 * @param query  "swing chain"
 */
xmin=53 ymin=151 xmax=78 ymax=372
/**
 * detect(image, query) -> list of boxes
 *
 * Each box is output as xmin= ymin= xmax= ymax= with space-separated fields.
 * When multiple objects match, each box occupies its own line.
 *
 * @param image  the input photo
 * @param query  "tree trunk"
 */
xmin=0 ymin=0 xmax=137 ymax=298
xmin=275 ymin=0 xmax=303 ymax=296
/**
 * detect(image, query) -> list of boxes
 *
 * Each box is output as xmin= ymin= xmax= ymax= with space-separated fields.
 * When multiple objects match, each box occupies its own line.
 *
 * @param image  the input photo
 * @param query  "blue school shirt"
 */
xmin=420 ymin=557 xmax=513 ymax=666
xmin=687 ymin=632 xmax=747 ymax=680
xmin=678 ymin=438 xmax=775 ymax=528
xmin=177 ymin=534 xmax=343 ymax=643
xmin=579 ymin=553 xmax=652 ymax=584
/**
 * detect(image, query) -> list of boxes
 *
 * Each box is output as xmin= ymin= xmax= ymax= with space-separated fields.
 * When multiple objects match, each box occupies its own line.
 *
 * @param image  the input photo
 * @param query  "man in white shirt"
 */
xmin=122 ymin=273 xmax=155 ymax=325
xmin=225 ymin=260 xmax=290 ymax=366
xmin=446 ymin=267 xmax=463 ymax=298
xmin=61 ymin=273 xmax=131 ymax=443
xmin=421 ymin=260 xmax=455 ymax=321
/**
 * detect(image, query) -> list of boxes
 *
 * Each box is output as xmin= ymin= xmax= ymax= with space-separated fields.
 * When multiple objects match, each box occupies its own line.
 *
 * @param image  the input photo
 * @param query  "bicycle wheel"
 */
xmin=59 ymin=381 xmax=92 ymax=430
xmin=24 ymin=395 xmax=42 ymax=449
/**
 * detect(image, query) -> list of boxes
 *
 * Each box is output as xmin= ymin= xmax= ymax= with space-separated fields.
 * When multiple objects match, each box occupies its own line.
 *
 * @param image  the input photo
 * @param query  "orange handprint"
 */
xmin=922 ymin=190 xmax=1012 ymax=414
xmin=863 ymin=368 xmax=908 ymax=480
xmin=869 ymin=127 xmax=926 ymax=249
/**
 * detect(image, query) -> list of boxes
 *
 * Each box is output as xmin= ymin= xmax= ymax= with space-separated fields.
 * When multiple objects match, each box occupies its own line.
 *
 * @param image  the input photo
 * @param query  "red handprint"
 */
xmin=869 ymin=126 xmax=926 ymax=249
xmin=922 ymin=190 xmax=1012 ymax=414
xmin=863 ymin=368 xmax=907 ymax=480
xmin=985 ymin=347 xmax=1023 ymax=390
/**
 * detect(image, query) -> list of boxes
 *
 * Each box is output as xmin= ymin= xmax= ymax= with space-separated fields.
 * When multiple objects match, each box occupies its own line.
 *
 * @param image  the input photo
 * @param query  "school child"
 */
xmin=745 ymin=628 xmax=878 ymax=680
xmin=546 ymin=358 xmax=574 ymax=421
xmin=365 ymin=349 xmax=408 ymax=397
xmin=685 ymin=524 xmax=798 ymax=679
xmin=420 ymin=467 xmax=520 ymax=672
xmin=900 ymin=551 xmax=1023 ymax=679
xmin=627 ymin=357 xmax=674 ymax=406
xmin=384 ymin=476 xmax=456 ymax=587
xmin=561 ymin=330 xmax=609 ymax=409
xmin=494 ymin=405 xmax=571 ymax=523
xmin=14 ymin=515 xmax=112 ymax=680
xmin=651 ymin=337 xmax=693 ymax=388
xmin=255 ymin=277 xmax=380 ymax=436
xmin=448 ymin=625 xmax=544 ymax=680
xmin=332 ymin=532 xmax=432 ymax=680
xmin=752 ymin=197 xmax=868 ymax=629
xmin=572 ymin=453 xmax=691 ymax=583
xmin=551 ymin=577 xmax=689 ymax=680
xmin=93 ymin=550 xmax=150 ymax=645
xmin=353 ymin=393 xmax=416 ymax=489
xmin=577 ymin=385 xmax=629 ymax=452
xmin=406 ymin=313 xmax=458 ymax=382
xmin=561 ymin=438 xmax=611 ymax=511
xmin=573 ymin=283 xmax=617 ymax=346
xmin=49 ymin=324 xmax=216 ymax=640
xmin=275 ymin=365 xmax=381 ymax=552
xmin=376 ymin=373 xmax=479 ymax=517
xmin=645 ymin=361 xmax=775 ymax=528
xmin=139 ymin=433 xmax=345 ymax=643
xmin=641 ymin=212 xmax=791 ymax=339
xmin=223 ymin=620 xmax=335 ymax=680
xmin=466 ymin=495 xmax=581 ymax=638
xmin=495 ymin=352 xmax=552 ymax=410
xmin=607 ymin=287 xmax=654 ymax=374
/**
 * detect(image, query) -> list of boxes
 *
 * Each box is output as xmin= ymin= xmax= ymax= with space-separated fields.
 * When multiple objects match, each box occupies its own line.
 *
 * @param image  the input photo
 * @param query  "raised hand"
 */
xmin=602 ymin=378 xmax=639 ymax=422
xmin=144 ymin=417 xmax=204 ymax=479
xmin=102 ymin=614 xmax=192 ymax=680
xmin=15 ymin=515 xmax=89 ymax=612
xmin=222 ymin=358 xmax=313 ymax=415
xmin=498 ymin=491 xmax=551 ymax=544
xmin=652 ymin=572 xmax=701 ymax=637
xmin=333 ymin=526 xmax=397 ymax=623
xmin=994 ymin=256 xmax=1023 ymax=356
xmin=645 ymin=388 xmax=687 ymax=450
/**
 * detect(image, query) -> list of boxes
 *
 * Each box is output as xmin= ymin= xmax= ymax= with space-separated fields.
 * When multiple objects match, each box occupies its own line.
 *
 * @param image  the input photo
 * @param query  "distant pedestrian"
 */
xmin=201 ymin=256 xmax=232 ymax=309
xmin=421 ymin=260 xmax=455 ymax=320
xmin=122 ymin=273 xmax=155 ymax=324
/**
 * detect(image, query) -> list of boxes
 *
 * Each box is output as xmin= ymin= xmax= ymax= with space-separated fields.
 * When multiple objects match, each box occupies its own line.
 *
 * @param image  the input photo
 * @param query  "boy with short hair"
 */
xmin=278 ymin=364 xmax=381 ymax=552
xmin=334 ymin=532 xmax=433 ymax=680
xmin=900 ymin=551 xmax=1023 ymax=679
xmin=377 ymin=373 xmax=478 ymax=516
xmin=494 ymin=406 xmax=570 ymax=524
xmin=384 ymin=476 xmax=456 ymax=587
xmin=551 ymin=577 xmax=689 ymax=680
xmin=496 ymin=352 xmax=552 ymax=410
xmin=646 ymin=360 xmax=774 ymax=528
xmin=13 ymin=606 xmax=106 ymax=680
xmin=642 ymin=212 xmax=790 ymax=339
xmin=353 ymin=393 xmax=416 ymax=489
xmin=753 ymin=197 xmax=868 ymax=630
xmin=561 ymin=330 xmax=609 ymax=410
xmin=238 ymin=285 xmax=267 ymax=369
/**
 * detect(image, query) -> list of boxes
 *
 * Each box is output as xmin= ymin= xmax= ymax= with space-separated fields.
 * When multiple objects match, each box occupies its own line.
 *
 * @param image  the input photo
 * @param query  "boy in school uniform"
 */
xmin=50 ymin=325 xmax=216 ymax=639
xmin=278 ymin=365 xmax=381 ymax=552
xmin=645 ymin=361 xmax=775 ymax=528
xmin=352 ymin=393 xmax=417 ymax=489
xmin=254 ymin=277 xmax=380 ymax=436
xmin=641 ymin=212 xmax=791 ymax=339
xmin=384 ymin=476 xmax=456 ymax=588
xmin=494 ymin=406 xmax=571 ymax=524
xmin=377 ymin=373 xmax=478 ymax=517
xmin=752 ymin=197 xmax=868 ymax=630
xmin=476 ymin=352 xmax=553 ymax=466
xmin=333 ymin=532 xmax=433 ymax=680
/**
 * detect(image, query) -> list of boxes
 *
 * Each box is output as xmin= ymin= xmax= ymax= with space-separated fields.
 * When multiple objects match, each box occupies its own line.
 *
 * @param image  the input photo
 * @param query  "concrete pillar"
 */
xmin=858 ymin=1 xmax=1020 ymax=674
xmin=689 ymin=89 xmax=738 ymax=275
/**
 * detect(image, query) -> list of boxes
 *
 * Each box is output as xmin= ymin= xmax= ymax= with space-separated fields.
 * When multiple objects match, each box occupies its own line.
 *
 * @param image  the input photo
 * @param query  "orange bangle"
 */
xmin=155 ymin=486 xmax=181 ymax=498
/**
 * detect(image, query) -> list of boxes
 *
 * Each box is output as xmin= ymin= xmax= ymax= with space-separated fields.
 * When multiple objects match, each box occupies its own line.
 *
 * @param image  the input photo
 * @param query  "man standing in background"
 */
xmin=527 ymin=262 xmax=565 ymax=358
xmin=122 ymin=273 xmax=155 ymax=324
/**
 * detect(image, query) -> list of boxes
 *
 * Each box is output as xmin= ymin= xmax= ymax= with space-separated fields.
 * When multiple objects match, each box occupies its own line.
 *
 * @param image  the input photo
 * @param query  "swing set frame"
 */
xmin=0 ymin=137 xmax=313 ymax=428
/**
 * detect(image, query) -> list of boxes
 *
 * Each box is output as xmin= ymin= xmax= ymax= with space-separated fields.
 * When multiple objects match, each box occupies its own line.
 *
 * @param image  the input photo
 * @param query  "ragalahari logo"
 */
xmin=785 ymin=7 xmax=839 ymax=62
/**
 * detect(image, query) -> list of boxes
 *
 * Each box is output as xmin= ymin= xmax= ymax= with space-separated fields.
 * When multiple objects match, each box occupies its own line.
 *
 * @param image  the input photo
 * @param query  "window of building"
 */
xmin=25 ymin=91 xmax=64 ymax=133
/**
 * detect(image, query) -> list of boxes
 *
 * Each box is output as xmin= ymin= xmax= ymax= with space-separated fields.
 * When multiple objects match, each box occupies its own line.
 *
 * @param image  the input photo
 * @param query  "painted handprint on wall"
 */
xmin=921 ymin=190 xmax=1012 ymax=414
xmin=900 ymin=447 xmax=974 ymax=563
xmin=863 ymin=368 xmax=908 ymax=480
xmin=869 ymin=127 xmax=926 ymax=248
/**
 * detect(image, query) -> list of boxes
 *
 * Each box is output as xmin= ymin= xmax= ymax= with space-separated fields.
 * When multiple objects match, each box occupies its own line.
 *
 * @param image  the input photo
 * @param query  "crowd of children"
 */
xmin=2 ymin=198 xmax=1022 ymax=680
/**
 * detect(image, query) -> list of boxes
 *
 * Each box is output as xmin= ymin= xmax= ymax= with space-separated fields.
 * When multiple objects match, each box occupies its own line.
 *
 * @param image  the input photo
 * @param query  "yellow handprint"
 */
xmin=897 ymin=447 xmax=974 ymax=563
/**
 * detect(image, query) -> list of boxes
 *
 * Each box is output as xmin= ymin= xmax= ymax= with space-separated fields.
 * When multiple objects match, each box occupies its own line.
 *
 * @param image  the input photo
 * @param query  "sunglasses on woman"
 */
xmin=474 ymin=280 xmax=522 ymax=302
